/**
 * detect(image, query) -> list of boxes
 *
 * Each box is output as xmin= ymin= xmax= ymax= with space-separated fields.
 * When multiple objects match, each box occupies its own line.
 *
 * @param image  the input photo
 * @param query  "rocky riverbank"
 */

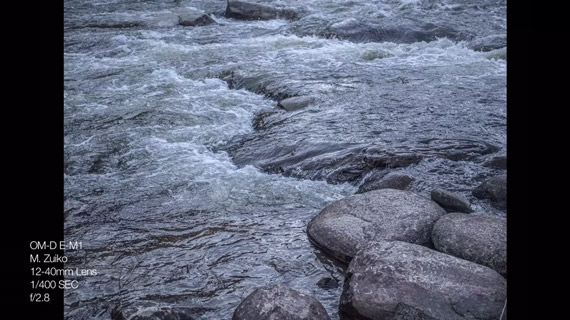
xmin=66 ymin=0 xmax=506 ymax=319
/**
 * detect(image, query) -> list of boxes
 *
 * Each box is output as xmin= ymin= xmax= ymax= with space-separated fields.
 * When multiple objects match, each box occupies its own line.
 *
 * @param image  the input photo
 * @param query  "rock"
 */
xmin=473 ymin=174 xmax=507 ymax=208
xmin=232 ymin=285 xmax=330 ymax=320
xmin=468 ymin=34 xmax=507 ymax=52
xmin=316 ymin=277 xmax=339 ymax=289
xmin=340 ymin=241 xmax=507 ymax=320
xmin=357 ymin=172 xmax=413 ymax=193
xmin=307 ymin=189 xmax=446 ymax=262
xmin=178 ymin=10 xmax=215 ymax=27
xmin=225 ymin=1 xmax=297 ymax=21
xmin=430 ymin=189 xmax=473 ymax=213
xmin=278 ymin=96 xmax=312 ymax=111
xmin=326 ymin=19 xmax=470 ymax=44
xmin=432 ymin=212 xmax=507 ymax=276
xmin=483 ymin=154 xmax=507 ymax=169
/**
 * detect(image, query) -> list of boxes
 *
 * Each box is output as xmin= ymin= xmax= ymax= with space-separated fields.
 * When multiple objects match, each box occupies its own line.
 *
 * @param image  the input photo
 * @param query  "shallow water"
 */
xmin=64 ymin=1 xmax=506 ymax=319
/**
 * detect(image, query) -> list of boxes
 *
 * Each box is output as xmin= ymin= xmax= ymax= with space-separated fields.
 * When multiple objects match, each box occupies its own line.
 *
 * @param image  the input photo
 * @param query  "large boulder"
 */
xmin=357 ymin=172 xmax=414 ymax=194
xmin=432 ymin=213 xmax=507 ymax=276
xmin=430 ymin=189 xmax=473 ymax=213
xmin=340 ymin=241 xmax=507 ymax=320
xmin=232 ymin=285 xmax=330 ymax=320
xmin=473 ymin=174 xmax=507 ymax=209
xmin=225 ymin=1 xmax=297 ymax=21
xmin=307 ymin=189 xmax=446 ymax=262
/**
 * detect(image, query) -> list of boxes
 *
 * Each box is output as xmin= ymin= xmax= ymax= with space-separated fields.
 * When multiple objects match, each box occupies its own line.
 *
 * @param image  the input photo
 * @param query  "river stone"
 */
xmin=432 ymin=213 xmax=507 ymax=276
xmin=340 ymin=241 xmax=507 ymax=320
xmin=278 ymin=96 xmax=312 ymax=111
xmin=430 ymin=189 xmax=473 ymax=213
xmin=307 ymin=189 xmax=445 ymax=262
xmin=232 ymin=285 xmax=330 ymax=320
xmin=357 ymin=172 xmax=413 ymax=193
xmin=178 ymin=10 xmax=215 ymax=27
xmin=225 ymin=1 xmax=297 ymax=21
xmin=473 ymin=174 xmax=506 ymax=208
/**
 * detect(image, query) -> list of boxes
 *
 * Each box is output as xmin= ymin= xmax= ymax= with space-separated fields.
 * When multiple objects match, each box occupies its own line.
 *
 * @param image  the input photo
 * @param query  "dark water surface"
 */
xmin=64 ymin=1 xmax=506 ymax=319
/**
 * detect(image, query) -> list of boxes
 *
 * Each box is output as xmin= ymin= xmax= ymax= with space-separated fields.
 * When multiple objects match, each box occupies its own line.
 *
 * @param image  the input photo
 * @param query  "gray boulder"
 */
xmin=431 ymin=189 xmax=473 ymax=213
xmin=357 ymin=172 xmax=413 ymax=194
xmin=340 ymin=241 xmax=507 ymax=320
xmin=278 ymin=96 xmax=312 ymax=111
xmin=232 ymin=285 xmax=330 ymax=320
xmin=432 ymin=213 xmax=507 ymax=276
xmin=307 ymin=189 xmax=446 ymax=262
xmin=473 ymin=174 xmax=507 ymax=208
xmin=225 ymin=1 xmax=297 ymax=21
xmin=178 ymin=10 xmax=215 ymax=27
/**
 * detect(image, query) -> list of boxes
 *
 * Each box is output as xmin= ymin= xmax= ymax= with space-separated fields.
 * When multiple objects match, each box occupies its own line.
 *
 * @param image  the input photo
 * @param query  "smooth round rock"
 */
xmin=432 ymin=212 xmax=507 ymax=276
xmin=340 ymin=241 xmax=507 ymax=320
xmin=307 ymin=189 xmax=446 ymax=262
xmin=233 ymin=285 xmax=330 ymax=320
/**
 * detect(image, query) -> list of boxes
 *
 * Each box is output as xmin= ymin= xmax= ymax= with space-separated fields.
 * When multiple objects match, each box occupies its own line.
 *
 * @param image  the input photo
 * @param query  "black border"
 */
xmin=15 ymin=0 xmax=65 ymax=318
xmin=506 ymin=0 xmax=529 ymax=318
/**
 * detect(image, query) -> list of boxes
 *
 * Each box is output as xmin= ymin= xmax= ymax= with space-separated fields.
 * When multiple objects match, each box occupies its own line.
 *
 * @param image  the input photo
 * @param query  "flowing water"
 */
xmin=64 ymin=1 xmax=506 ymax=319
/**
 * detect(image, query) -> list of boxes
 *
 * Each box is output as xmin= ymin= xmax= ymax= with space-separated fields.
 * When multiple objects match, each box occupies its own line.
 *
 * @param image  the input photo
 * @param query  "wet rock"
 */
xmin=178 ymin=10 xmax=215 ymax=27
xmin=233 ymin=285 xmax=330 ymax=320
xmin=340 ymin=241 xmax=506 ymax=320
xmin=307 ymin=189 xmax=445 ymax=262
xmin=220 ymin=70 xmax=299 ymax=101
xmin=357 ymin=172 xmax=413 ymax=193
xmin=483 ymin=154 xmax=507 ymax=169
xmin=278 ymin=96 xmax=313 ymax=111
xmin=473 ymin=174 xmax=507 ymax=208
xmin=430 ymin=189 xmax=473 ymax=213
xmin=326 ymin=19 xmax=470 ymax=44
xmin=432 ymin=213 xmax=507 ymax=276
xmin=316 ymin=277 xmax=339 ymax=289
xmin=225 ymin=1 xmax=297 ymax=21
xmin=468 ymin=34 xmax=507 ymax=52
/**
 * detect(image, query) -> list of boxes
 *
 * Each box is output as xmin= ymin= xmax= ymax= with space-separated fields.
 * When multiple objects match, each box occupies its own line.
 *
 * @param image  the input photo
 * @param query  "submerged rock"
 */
xmin=473 ymin=174 xmax=507 ymax=208
xmin=232 ymin=285 xmax=330 ymax=320
xmin=278 ymin=96 xmax=313 ymax=111
xmin=225 ymin=1 xmax=297 ymax=21
xmin=326 ymin=19 xmax=470 ymax=44
xmin=430 ymin=189 xmax=473 ymax=213
xmin=340 ymin=241 xmax=507 ymax=320
xmin=432 ymin=212 xmax=507 ymax=276
xmin=316 ymin=277 xmax=339 ymax=289
xmin=483 ymin=154 xmax=507 ymax=169
xmin=357 ymin=171 xmax=413 ymax=193
xmin=178 ymin=10 xmax=215 ymax=27
xmin=307 ymin=189 xmax=445 ymax=262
